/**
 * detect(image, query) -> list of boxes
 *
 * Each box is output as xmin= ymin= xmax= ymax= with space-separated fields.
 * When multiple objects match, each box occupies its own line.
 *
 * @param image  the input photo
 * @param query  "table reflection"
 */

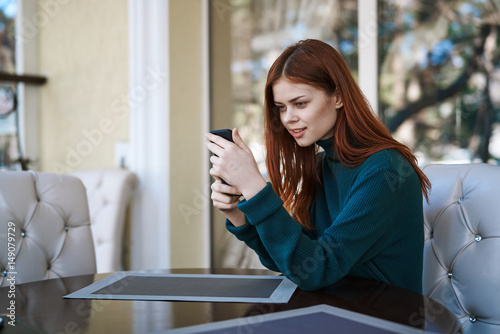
xmin=0 ymin=269 xmax=461 ymax=334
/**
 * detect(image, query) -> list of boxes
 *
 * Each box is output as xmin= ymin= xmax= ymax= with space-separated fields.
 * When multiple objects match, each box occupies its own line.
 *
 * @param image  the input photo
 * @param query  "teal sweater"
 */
xmin=226 ymin=138 xmax=424 ymax=293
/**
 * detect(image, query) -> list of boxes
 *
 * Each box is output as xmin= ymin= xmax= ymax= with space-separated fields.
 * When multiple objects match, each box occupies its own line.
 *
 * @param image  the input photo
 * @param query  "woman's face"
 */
xmin=273 ymin=78 xmax=343 ymax=147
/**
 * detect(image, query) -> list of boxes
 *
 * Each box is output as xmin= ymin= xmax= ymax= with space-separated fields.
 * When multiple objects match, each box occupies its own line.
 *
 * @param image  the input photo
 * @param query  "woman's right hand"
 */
xmin=211 ymin=177 xmax=246 ymax=226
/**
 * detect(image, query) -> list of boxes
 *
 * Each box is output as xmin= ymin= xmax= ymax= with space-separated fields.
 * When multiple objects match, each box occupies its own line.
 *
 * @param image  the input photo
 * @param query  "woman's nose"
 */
xmin=282 ymin=108 xmax=298 ymax=123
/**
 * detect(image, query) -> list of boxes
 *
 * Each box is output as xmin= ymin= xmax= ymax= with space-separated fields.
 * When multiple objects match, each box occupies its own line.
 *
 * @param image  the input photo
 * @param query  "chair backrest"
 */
xmin=422 ymin=163 xmax=500 ymax=334
xmin=70 ymin=169 xmax=138 ymax=272
xmin=0 ymin=171 xmax=96 ymax=287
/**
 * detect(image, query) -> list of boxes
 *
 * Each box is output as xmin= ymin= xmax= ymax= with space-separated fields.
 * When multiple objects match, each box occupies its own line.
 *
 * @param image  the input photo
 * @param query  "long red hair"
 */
xmin=264 ymin=39 xmax=431 ymax=230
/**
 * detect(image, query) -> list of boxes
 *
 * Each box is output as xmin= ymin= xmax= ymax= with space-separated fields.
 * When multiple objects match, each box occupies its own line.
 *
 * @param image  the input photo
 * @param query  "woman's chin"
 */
xmin=294 ymin=138 xmax=314 ymax=147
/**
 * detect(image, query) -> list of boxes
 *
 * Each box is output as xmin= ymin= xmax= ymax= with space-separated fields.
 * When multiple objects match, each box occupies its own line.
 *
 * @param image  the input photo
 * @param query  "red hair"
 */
xmin=264 ymin=39 xmax=431 ymax=230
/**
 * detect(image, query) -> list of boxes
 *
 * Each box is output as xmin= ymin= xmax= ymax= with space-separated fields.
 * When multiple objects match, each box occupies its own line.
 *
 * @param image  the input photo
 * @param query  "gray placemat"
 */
xmin=158 ymin=304 xmax=427 ymax=334
xmin=64 ymin=272 xmax=297 ymax=303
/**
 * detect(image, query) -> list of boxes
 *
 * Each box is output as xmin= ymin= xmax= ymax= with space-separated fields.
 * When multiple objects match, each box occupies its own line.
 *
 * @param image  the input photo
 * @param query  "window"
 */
xmin=209 ymin=0 xmax=500 ymax=268
xmin=378 ymin=0 xmax=500 ymax=164
xmin=0 ymin=0 xmax=18 ymax=169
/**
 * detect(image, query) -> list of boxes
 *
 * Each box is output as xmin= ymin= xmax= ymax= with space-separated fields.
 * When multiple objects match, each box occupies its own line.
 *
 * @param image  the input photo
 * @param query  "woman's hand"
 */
xmin=205 ymin=128 xmax=267 ymax=200
xmin=210 ymin=176 xmax=246 ymax=226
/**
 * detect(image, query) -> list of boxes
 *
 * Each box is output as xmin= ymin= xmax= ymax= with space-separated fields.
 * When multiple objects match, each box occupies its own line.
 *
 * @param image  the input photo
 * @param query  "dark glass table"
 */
xmin=0 ymin=268 xmax=462 ymax=333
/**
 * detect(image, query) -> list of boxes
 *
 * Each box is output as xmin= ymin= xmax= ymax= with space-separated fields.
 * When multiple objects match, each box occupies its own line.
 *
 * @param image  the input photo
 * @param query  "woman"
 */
xmin=205 ymin=39 xmax=430 ymax=293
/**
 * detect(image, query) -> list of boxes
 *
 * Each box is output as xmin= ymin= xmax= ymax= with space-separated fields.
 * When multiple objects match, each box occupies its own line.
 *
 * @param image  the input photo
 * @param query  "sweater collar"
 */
xmin=316 ymin=137 xmax=342 ymax=164
xmin=316 ymin=137 xmax=335 ymax=159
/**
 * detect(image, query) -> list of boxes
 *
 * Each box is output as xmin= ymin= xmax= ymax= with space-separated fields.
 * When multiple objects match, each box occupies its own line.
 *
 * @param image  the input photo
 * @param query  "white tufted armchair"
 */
xmin=0 ymin=171 xmax=96 ymax=287
xmin=70 ymin=169 xmax=138 ymax=273
xmin=422 ymin=163 xmax=500 ymax=334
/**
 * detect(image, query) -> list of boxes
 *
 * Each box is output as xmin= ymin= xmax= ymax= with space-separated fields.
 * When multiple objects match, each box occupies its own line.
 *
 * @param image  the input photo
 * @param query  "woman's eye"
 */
xmin=276 ymin=105 xmax=286 ymax=112
xmin=296 ymin=102 xmax=307 ymax=108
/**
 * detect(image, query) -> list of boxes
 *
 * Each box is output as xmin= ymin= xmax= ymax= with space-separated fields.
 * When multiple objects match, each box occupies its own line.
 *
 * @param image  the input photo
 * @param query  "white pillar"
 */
xmin=128 ymin=0 xmax=170 ymax=270
xmin=358 ymin=0 xmax=378 ymax=114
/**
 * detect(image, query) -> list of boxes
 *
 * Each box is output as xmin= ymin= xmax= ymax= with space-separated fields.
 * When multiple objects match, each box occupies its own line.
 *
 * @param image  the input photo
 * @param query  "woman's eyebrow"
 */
xmin=274 ymin=95 xmax=307 ymax=104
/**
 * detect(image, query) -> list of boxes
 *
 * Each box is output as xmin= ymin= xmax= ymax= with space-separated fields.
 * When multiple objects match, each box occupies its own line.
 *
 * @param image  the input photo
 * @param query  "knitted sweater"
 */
xmin=226 ymin=137 xmax=424 ymax=293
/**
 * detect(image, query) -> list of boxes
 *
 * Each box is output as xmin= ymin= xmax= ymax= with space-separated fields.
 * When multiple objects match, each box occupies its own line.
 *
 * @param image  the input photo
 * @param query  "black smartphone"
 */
xmin=210 ymin=129 xmax=234 ymax=186
xmin=210 ymin=129 xmax=233 ymax=142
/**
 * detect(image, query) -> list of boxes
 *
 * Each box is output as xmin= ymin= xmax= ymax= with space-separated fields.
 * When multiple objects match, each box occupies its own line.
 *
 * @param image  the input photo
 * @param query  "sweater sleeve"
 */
xmin=237 ymin=167 xmax=401 ymax=291
xmin=225 ymin=215 xmax=280 ymax=272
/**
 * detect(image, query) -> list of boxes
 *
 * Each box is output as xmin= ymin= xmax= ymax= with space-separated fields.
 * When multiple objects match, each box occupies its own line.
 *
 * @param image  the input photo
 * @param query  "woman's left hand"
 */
xmin=205 ymin=128 xmax=267 ymax=200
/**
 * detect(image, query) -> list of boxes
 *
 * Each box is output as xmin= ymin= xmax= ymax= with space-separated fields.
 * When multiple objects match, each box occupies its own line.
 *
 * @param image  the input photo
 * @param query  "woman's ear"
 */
xmin=333 ymin=91 xmax=343 ymax=110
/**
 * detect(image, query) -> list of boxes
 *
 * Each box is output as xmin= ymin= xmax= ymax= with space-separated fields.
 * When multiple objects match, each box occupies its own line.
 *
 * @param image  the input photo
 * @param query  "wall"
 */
xmin=209 ymin=0 xmax=239 ymax=268
xmin=38 ymin=0 xmax=210 ymax=268
xmin=37 ymin=0 xmax=210 ymax=269
xmin=168 ymin=0 xmax=210 ymax=268
xmin=38 ymin=0 xmax=129 ymax=172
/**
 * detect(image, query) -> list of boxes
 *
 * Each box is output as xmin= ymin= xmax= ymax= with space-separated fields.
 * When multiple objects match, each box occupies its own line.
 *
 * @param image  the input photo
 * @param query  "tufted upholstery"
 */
xmin=70 ymin=169 xmax=138 ymax=273
xmin=422 ymin=163 xmax=500 ymax=334
xmin=0 ymin=171 xmax=96 ymax=287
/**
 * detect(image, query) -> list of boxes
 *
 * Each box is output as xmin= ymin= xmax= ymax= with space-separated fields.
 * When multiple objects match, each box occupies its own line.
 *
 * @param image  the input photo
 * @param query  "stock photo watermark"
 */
xmin=50 ymin=66 xmax=168 ymax=175
xmin=212 ymin=0 xmax=234 ymax=21
xmin=179 ymin=187 xmax=210 ymax=225
xmin=4 ymin=222 xmax=17 ymax=327
xmin=13 ymin=0 xmax=71 ymax=44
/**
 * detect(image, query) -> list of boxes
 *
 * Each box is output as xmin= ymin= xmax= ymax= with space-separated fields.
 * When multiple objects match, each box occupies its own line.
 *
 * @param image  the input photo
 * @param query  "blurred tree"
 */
xmin=379 ymin=0 xmax=500 ymax=163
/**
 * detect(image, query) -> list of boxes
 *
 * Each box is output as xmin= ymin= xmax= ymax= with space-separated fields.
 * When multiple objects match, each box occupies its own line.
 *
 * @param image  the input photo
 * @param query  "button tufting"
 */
xmin=447 ymin=272 xmax=453 ymax=278
xmin=1 ymin=270 xmax=7 ymax=277
xmin=474 ymin=234 xmax=482 ymax=242
xmin=458 ymin=197 xmax=464 ymax=204
xmin=47 ymin=263 xmax=51 ymax=270
xmin=64 ymin=226 xmax=69 ymax=232
xmin=21 ymin=231 xmax=26 ymax=237
xmin=469 ymin=314 xmax=477 ymax=323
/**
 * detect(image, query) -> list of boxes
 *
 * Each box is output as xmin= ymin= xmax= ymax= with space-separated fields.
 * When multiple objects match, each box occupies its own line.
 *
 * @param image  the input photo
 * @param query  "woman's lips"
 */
xmin=291 ymin=128 xmax=306 ymax=138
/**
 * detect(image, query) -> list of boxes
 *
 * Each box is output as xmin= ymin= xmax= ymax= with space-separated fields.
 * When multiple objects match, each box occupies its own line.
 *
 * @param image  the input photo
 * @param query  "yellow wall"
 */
xmin=38 ymin=0 xmax=129 ymax=172
xmin=209 ymin=0 xmax=236 ymax=268
xmin=168 ymin=0 xmax=208 ymax=268
xmin=37 ymin=0 xmax=209 ymax=268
